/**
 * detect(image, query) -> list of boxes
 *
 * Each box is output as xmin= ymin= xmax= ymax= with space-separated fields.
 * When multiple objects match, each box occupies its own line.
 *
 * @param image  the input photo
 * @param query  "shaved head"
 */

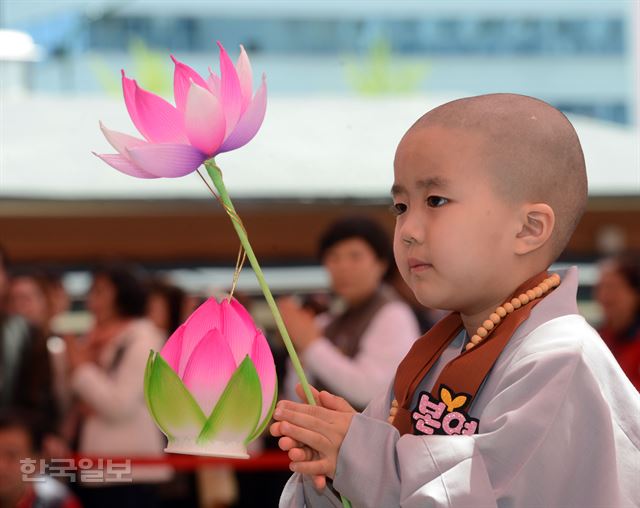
xmin=410 ymin=93 xmax=587 ymax=260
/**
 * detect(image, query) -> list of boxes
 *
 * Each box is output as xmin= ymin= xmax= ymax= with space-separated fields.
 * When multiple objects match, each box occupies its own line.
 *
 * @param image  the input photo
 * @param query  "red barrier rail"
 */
xmin=72 ymin=451 xmax=291 ymax=472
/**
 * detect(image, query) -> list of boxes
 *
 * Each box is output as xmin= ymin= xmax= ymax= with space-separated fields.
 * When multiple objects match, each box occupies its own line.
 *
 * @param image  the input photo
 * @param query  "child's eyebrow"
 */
xmin=391 ymin=177 xmax=450 ymax=196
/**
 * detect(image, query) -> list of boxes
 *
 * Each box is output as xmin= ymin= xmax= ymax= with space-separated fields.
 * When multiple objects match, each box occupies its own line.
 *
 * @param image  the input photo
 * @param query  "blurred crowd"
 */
xmin=0 ymin=221 xmax=638 ymax=507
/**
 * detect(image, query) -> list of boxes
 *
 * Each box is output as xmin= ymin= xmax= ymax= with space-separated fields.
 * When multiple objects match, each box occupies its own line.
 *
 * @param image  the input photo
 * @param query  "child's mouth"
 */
xmin=408 ymin=258 xmax=432 ymax=272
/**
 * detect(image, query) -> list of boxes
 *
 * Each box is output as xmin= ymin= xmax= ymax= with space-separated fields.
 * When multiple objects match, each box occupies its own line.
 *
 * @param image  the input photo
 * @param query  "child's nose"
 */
xmin=398 ymin=211 xmax=424 ymax=245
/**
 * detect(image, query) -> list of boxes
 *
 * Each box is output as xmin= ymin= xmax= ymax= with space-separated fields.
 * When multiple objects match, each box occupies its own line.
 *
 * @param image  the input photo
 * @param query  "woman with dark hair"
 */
xmin=146 ymin=278 xmax=186 ymax=338
xmin=6 ymin=272 xmax=61 ymax=438
xmin=595 ymin=254 xmax=640 ymax=391
xmin=61 ymin=263 xmax=171 ymax=507
xmin=280 ymin=216 xmax=420 ymax=410
xmin=8 ymin=272 xmax=55 ymax=334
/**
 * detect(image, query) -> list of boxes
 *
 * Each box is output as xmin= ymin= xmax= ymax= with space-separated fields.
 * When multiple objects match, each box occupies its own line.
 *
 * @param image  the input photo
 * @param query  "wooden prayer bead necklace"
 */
xmin=388 ymin=273 xmax=561 ymax=424
xmin=464 ymin=272 xmax=561 ymax=352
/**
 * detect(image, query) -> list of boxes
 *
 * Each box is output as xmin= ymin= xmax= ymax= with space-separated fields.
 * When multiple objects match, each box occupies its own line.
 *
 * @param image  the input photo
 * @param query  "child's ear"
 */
xmin=514 ymin=203 xmax=555 ymax=255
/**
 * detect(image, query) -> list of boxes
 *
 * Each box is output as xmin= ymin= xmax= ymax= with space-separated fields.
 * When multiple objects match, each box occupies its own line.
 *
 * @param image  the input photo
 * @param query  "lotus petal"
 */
xmin=145 ymin=351 xmax=206 ymax=440
xmin=184 ymin=83 xmax=226 ymax=155
xmin=99 ymin=122 xmax=148 ymax=157
xmin=171 ymin=55 xmax=209 ymax=112
xmin=207 ymin=68 xmax=221 ymax=97
xmin=221 ymin=299 xmax=256 ymax=365
xmin=182 ymin=329 xmax=237 ymax=416
xmin=236 ymin=45 xmax=253 ymax=113
xmin=248 ymin=381 xmax=277 ymax=443
xmin=217 ymin=42 xmax=243 ymax=136
xmin=92 ymin=152 xmax=158 ymax=179
xmin=248 ymin=331 xmax=277 ymax=439
xmin=121 ymin=71 xmax=143 ymax=136
xmin=228 ymin=298 xmax=257 ymax=333
xmin=219 ymin=74 xmax=267 ymax=153
xmin=179 ymin=298 xmax=223 ymax=376
xmin=160 ymin=324 xmax=185 ymax=373
xmin=198 ymin=356 xmax=262 ymax=445
xmin=131 ymin=79 xmax=188 ymax=144
xmin=126 ymin=143 xmax=205 ymax=178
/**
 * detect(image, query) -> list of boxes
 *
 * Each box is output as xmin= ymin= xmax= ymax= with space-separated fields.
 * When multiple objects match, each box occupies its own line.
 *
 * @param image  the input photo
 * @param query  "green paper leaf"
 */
xmin=143 ymin=350 xmax=154 ymax=413
xmin=146 ymin=352 xmax=207 ymax=440
xmin=248 ymin=381 xmax=278 ymax=443
xmin=198 ymin=356 xmax=262 ymax=445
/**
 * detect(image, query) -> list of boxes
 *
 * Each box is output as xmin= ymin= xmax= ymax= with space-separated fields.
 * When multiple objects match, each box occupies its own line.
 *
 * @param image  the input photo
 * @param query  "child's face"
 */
xmin=392 ymin=125 xmax=520 ymax=315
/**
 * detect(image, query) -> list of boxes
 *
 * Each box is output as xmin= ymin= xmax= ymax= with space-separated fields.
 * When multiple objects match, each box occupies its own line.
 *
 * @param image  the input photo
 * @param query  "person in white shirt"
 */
xmin=61 ymin=263 xmax=171 ymax=507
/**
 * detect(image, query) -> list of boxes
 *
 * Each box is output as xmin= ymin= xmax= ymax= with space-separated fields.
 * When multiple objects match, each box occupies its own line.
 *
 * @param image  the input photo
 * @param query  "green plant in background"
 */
xmin=91 ymin=38 xmax=172 ymax=96
xmin=345 ymin=37 xmax=429 ymax=95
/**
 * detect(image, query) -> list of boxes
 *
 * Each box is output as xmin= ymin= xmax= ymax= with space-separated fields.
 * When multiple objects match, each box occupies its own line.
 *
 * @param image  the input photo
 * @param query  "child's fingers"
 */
xmin=312 ymin=474 xmax=327 ymax=491
xmin=290 ymin=457 xmax=332 ymax=478
xmin=295 ymin=383 xmax=321 ymax=405
xmin=274 ymin=405 xmax=333 ymax=438
xmin=275 ymin=400 xmax=334 ymax=422
xmin=278 ymin=436 xmax=304 ymax=451
xmin=279 ymin=421 xmax=329 ymax=452
xmin=318 ymin=390 xmax=356 ymax=414
xmin=269 ymin=420 xmax=283 ymax=437
xmin=288 ymin=445 xmax=315 ymax=463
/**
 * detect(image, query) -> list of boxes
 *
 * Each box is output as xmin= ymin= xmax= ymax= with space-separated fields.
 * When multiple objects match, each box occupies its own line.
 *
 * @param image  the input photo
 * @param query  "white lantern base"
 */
xmin=165 ymin=439 xmax=249 ymax=459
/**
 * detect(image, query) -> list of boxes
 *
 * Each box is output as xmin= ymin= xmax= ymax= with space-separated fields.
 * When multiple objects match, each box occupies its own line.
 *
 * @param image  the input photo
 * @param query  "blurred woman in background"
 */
xmin=595 ymin=254 xmax=640 ymax=391
xmin=62 ymin=263 xmax=170 ymax=507
xmin=279 ymin=216 xmax=420 ymax=410
xmin=7 ymin=273 xmax=52 ymax=334
xmin=146 ymin=278 xmax=186 ymax=338
xmin=6 ymin=272 xmax=61 ymax=441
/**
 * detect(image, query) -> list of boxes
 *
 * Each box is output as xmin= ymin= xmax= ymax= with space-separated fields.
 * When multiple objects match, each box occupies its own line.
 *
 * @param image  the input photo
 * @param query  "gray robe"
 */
xmin=280 ymin=267 xmax=640 ymax=507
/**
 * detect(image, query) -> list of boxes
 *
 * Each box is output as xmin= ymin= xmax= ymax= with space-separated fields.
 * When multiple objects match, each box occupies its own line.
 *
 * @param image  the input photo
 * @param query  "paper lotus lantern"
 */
xmin=144 ymin=297 xmax=277 ymax=458
xmin=95 ymin=42 xmax=267 ymax=179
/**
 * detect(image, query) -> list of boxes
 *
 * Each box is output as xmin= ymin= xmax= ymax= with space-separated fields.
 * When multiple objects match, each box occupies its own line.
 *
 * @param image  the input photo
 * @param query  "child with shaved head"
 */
xmin=272 ymin=94 xmax=640 ymax=507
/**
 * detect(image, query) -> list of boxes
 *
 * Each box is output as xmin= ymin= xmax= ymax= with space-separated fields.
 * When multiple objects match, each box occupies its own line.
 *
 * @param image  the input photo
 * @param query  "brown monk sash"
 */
xmin=392 ymin=271 xmax=551 ymax=436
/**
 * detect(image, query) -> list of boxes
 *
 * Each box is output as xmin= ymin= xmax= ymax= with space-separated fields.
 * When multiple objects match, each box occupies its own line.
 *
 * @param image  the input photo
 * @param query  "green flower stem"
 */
xmin=205 ymin=159 xmax=316 ymax=406
xmin=205 ymin=160 xmax=352 ymax=508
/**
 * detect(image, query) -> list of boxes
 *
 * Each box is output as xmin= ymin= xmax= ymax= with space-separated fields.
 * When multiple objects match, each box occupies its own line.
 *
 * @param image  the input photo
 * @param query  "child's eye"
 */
xmin=426 ymin=196 xmax=448 ymax=208
xmin=389 ymin=203 xmax=407 ymax=216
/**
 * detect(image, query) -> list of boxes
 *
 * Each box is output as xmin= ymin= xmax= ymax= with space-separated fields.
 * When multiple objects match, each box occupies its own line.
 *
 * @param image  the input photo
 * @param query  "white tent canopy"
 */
xmin=2 ymin=95 xmax=638 ymax=200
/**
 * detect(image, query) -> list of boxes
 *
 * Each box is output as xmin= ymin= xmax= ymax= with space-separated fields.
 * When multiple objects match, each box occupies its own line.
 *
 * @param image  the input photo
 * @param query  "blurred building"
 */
xmin=2 ymin=0 xmax=637 ymax=125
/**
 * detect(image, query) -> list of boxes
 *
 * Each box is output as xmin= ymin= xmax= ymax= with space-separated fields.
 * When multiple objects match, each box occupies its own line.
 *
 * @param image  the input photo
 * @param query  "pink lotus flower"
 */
xmin=95 ymin=42 xmax=267 ymax=178
xmin=144 ymin=297 xmax=277 ymax=458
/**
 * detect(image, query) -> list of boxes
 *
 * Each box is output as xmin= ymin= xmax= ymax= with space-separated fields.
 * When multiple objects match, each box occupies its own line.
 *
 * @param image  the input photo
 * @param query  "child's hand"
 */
xmin=272 ymin=384 xmax=327 ymax=489
xmin=271 ymin=388 xmax=356 ymax=489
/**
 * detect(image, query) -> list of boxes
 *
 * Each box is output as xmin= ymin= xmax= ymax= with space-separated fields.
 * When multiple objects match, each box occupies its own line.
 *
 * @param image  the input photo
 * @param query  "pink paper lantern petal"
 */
xmin=171 ymin=55 xmax=209 ymax=112
xmin=184 ymin=82 xmax=227 ymax=155
xmin=92 ymin=152 xmax=159 ymax=179
xmin=217 ymin=41 xmax=243 ymax=136
xmin=179 ymin=298 xmax=223 ymax=376
xmin=121 ymin=71 xmax=144 ymax=140
xmin=229 ymin=298 xmax=258 ymax=333
xmin=133 ymin=81 xmax=188 ymax=144
xmin=182 ymin=329 xmax=237 ymax=416
xmin=126 ymin=143 xmax=205 ymax=178
xmin=207 ymin=68 xmax=221 ymax=97
xmin=250 ymin=331 xmax=277 ymax=425
xmin=159 ymin=324 xmax=185 ymax=373
xmin=219 ymin=74 xmax=267 ymax=153
xmin=99 ymin=122 xmax=147 ymax=157
xmin=221 ymin=299 xmax=256 ymax=365
xmin=236 ymin=45 xmax=253 ymax=114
